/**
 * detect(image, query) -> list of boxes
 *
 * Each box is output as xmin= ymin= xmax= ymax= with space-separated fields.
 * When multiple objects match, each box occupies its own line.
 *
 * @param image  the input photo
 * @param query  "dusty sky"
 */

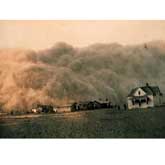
xmin=0 ymin=20 xmax=165 ymax=50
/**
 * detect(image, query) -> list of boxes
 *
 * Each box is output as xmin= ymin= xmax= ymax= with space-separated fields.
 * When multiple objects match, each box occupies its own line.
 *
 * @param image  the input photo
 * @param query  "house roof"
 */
xmin=141 ymin=86 xmax=153 ymax=95
xmin=93 ymin=100 xmax=102 ymax=104
xmin=128 ymin=87 xmax=139 ymax=97
xmin=78 ymin=101 xmax=93 ymax=105
xmin=128 ymin=84 xmax=162 ymax=97
xmin=149 ymin=86 xmax=162 ymax=95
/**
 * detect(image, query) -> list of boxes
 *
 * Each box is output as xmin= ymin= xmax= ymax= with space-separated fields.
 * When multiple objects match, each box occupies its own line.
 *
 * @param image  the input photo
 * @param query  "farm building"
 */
xmin=98 ymin=99 xmax=112 ymax=108
xmin=127 ymin=83 xmax=163 ymax=109
xmin=70 ymin=100 xmax=112 ymax=112
xmin=71 ymin=101 xmax=96 ymax=111
xmin=71 ymin=101 xmax=101 ymax=111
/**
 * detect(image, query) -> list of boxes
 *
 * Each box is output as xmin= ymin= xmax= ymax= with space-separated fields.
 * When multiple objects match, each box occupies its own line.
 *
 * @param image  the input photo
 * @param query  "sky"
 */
xmin=0 ymin=20 xmax=165 ymax=50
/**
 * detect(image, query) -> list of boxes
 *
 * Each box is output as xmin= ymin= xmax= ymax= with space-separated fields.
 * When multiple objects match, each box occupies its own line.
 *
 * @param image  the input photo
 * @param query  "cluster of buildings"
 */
xmin=31 ymin=83 xmax=164 ymax=114
xmin=71 ymin=83 xmax=164 ymax=111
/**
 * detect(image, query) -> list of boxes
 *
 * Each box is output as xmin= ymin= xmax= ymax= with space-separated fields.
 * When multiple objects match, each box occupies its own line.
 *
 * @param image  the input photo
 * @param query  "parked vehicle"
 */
xmin=31 ymin=104 xmax=57 ymax=114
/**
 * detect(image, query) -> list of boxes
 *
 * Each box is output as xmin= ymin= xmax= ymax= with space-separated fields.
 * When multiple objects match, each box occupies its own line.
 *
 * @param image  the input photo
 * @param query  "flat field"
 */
xmin=1 ymin=107 xmax=165 ymax=138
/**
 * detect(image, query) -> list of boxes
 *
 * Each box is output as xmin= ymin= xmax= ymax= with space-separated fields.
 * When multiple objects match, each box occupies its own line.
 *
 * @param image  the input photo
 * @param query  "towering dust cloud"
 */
xmin=0 ymin=41 xmax=165 ymax=112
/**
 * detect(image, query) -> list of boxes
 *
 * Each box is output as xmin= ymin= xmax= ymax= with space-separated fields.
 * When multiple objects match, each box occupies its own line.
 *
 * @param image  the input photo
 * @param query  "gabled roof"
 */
xmin=93 ymin=100 xmax=102 ymax=104
xmin=128 ymin=84 xmax=162 ymax=97
xmin=141 ymin=86 xmax=153 ymax=95
xmin=78 ymin=101 xmax=94 ymax=105
xmin=127 ymin=87 xmax=139 ymax=97
xmin=149 ymin=86 xmax=161 ymax=96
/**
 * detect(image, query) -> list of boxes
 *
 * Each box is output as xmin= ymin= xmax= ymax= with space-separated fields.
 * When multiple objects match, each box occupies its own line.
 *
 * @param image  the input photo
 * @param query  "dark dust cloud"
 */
xmin=0 ymin=41 xmax=165 ymax=112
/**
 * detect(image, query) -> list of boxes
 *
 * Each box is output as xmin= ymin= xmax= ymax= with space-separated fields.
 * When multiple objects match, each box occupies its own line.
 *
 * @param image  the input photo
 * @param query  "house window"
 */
xmin=138 ymin=91 xmax=141 ymax=95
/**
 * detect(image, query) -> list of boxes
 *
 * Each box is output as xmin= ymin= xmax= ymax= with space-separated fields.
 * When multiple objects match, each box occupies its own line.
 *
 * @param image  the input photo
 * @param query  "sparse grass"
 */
xmin=1 ymin=107 xmax=165 ymax=138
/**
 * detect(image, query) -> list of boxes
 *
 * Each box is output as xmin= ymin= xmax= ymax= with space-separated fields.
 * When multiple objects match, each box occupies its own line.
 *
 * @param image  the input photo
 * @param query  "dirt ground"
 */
xmin=1 ymin=107 xmax=165 ymax=138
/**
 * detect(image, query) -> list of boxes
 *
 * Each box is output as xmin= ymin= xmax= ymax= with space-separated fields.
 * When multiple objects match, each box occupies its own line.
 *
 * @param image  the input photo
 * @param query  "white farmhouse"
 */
xmin=127 ymin=83 xmax=163 ymax=109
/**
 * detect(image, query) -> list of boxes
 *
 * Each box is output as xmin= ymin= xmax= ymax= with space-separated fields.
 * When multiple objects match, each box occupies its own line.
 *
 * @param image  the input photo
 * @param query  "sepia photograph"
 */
xmin=0 ymin=20 xmax=165 ymax=138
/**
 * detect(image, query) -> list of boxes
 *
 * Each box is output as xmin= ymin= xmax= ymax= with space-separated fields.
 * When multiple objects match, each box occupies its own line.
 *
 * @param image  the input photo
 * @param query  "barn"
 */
xmin=127 ymin=83 xmax=163 ymax=109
